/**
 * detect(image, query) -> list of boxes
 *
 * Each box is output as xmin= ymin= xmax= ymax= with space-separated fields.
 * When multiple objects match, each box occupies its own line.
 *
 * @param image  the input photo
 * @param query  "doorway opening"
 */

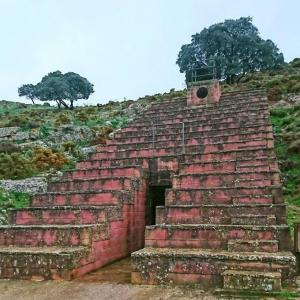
xmin=146 ymin=185 xmax=171 ymax=225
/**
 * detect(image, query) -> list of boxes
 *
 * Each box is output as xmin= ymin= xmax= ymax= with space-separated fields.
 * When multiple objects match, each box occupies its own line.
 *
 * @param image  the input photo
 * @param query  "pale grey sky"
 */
xmin=0 ymin=0 xmax=299 ymax=105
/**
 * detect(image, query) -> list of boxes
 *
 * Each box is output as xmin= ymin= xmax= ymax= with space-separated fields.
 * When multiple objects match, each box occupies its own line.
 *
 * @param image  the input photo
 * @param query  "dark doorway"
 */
xmin=146 ymin=185 xmax=171 ymax=225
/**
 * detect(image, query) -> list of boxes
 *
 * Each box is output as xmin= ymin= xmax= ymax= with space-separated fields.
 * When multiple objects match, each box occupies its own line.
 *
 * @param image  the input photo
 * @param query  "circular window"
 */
xmin=196 ymin=87 xmax=208 ymax=99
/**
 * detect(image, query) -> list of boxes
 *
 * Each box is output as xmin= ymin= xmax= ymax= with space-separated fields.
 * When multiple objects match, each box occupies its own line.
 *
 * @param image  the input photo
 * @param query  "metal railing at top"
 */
xmin=185 ymin=60 xmax=217 ymax=85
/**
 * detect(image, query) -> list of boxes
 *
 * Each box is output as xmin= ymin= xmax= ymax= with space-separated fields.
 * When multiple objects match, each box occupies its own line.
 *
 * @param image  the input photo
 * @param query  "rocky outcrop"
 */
xmin=49 ymin=125 xmax=95 ymax=143
xmin=0 ymin=127 xmax=39 ymax=142
xmin=0 ymin=177 xmax=47 ymax=195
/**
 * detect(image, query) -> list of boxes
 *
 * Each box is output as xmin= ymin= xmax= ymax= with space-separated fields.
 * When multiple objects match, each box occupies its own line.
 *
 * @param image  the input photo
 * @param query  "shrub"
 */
xmin=90 ymin=127 xmax=113 ymax=146
xmin=0 ymin=189 xmax=30 ymax=224
xmin=54 ymin=113 xmax=71 ymax=127
xmin=290 ymin=58 xmax=300 ymax=68
xmin=290 ymin=82 xmax=300 ymax=94
xmin=0 ymin=152 xmax=34 ymax=179
xmin=90 ymin=135 xmax=107 ymax=146
xmin=268 ymin=86 xmax=282 ymax=102
xmin=266 ymin=77 xmax=283 ymax=88
xmin=6 ymin=115 xmax=29 ymax=127
xmin=33 ymin=147 xmax=69 ymax=171
xmin=39 ymin=124 xmax=52 ymax=138
xmin=0 ymin=143 xmax=21 ymax=153
xmin=76 ymin=111 xmax=89 ymax=122
xmin=62 ymin=140 xmax=77 ymax=152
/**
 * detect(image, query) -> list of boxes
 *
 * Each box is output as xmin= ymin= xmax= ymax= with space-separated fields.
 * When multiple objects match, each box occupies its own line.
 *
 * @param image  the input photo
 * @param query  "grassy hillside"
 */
xmin=271 ymin=105 xmax=300 ymax=230
xmin=0 ymin=59 xmax=300 ymax=229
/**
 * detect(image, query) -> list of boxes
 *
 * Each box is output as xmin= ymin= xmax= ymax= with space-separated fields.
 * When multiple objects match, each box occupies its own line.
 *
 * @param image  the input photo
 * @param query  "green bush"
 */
xmin=266 ymin=76 xmax=283 ymax=88
xmin=267 ymin=86 xmax=282 ymax=102
xmin=0 ymin=152 xmax=34 ymax=179
xmin=39 ymin=123 xmax=52 ymax=138
xmin=54 ymin=113 xmax=71 ymax=127
xmin=0 ymin=142 xmax=21 ymax=153
xmin=0 ymin=189 xmax=30 ymax=224
xmin=290 ymin=58 xmax=300 ymax=68
xmin=290 ymin=82 xmax=300 ymax=94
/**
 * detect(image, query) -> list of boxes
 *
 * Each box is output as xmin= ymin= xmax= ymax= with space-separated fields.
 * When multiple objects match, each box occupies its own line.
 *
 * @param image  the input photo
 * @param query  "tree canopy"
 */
xmin=176 ymin=17 xmax=284 ymax=84
xmin=18 ymin=84 xmax=36 ymax=104
xmin=18 ymin=71 xmax=94 ymax=109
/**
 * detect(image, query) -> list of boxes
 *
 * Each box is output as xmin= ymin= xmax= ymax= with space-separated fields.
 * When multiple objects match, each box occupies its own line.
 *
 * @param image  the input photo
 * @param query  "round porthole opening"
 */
xmin=196 ymin=87 xmax=208 ymax=99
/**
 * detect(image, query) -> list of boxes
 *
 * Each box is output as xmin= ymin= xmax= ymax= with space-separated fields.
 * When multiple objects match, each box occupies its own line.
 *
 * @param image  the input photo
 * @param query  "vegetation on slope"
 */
xmin=271 ymin=105 xmax=300 ymax=229
xmin=0 ymin=189 xmax=30 ymax=224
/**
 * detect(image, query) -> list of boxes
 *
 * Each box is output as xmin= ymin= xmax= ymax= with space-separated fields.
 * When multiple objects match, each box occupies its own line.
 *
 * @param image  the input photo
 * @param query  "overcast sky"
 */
xmin=0 ymin=0 xmax=299 ymax=105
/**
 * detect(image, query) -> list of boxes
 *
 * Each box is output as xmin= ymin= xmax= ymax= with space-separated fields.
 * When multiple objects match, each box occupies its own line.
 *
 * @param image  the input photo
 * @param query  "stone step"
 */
xmin=144 ymin=224 xmax=291 ymax=251
xmin=48 ymin=176 xmax=143 ymax=192
xmin=181 ymin=148 xmax=275 ymax=164
xmin=147 ymin=90 xmax=264 ymax=109
xmin=0 ymin=245 xmax=88 ymax=280
xmin=109 ymin=132 xmax=272 ymax=151
xmin=227 ymin=239 xmax=279 ymax=253
xmin=156 ymin=205 xmax=283 ymax=225
xmin=179 ymin=158 xmax=277 ymax=174
xmin=166 ymin=186 xmax=282 ymax=205
xmin=143 ymin=101 xmax=268 ymax=118
xmin=117 ymin=122 xmax=270 ymax=140
xmin=115 ymin=120 xmax=271 ymax=138
xmin=63 ymin=166 xmax=144 ymax=180
xmin=8 ymin=206 xmax=120 ymax=225
xmin=92 ymin=140 xmax=273 ymax=160
xmin=0 ymin=224 xmax=108 ymax=246
xmin=125 ymin=115 xmax=269 ymax=132
xmin=222 ymin=270 xmax=281 ymax=292
xmin=76 ymin=157 xmax=149 ymax=169
xmin=133 ymin=103 xmax=267 ymax=118
xmin=32 ymin=190 xmax=133 ymax=207
xmin=129 ymin=110 xmax=269 ymax=126
xmin=77 ymin=148 xmax=275 ymax=171
xmin=109 ymin=126 xmax=271 ymax=144
xmin=147 ymin=94 xmax=265 ymax=112
xmin=131 ymin=247 xmax=295 ymax=286
xmin=138 ymin=106 xmax=269 ymax=123
xmin=137 ymin=105 xmax=269 ymax=123
xmin=172 ymin=171 xmax=280 ymax=189
xmin=231 ymin=214 xmax=277 ymax=225
xmin=137 ymin=98 xmax=268 ymax=115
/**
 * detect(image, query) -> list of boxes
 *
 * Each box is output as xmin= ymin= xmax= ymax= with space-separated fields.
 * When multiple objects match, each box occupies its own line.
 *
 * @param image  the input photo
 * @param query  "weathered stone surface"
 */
xmin=50 ymin=125 xmax=95 ymax=143
xmin=81 ymin=145 xmax=98 ymax=155
xmin=0 ymin=177 xmax=47 ymax=195
xmin=222 ymin=270 xmax=281 ymax=292
xmin=19 ymin=141 xmax=48 ymax=149
xmin=0 ymin=127 xmax=19 ymax=139
xmin=0 ymin=127 xmax=39 ymax=142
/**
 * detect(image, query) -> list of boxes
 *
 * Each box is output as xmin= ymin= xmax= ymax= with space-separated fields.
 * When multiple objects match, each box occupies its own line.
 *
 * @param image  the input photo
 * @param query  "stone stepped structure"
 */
xmin=0 ymin=89 xmax=296 ymax=292
xmin=129 ymin=89 xmax=296 ymax=292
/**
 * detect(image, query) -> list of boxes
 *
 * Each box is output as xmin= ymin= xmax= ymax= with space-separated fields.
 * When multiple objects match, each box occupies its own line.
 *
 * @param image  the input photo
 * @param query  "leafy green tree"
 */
xmin=177 ymin=17 xmax=284 ymax=84
xmin=18 ymin=84 xmax=36 ymax=104
xmin=34 ymin=71 xmax=70 ymax=109
xmin=18 ymin=71 xmax=94 ymax=109
xmin=64 ymin=72 xmax=95 ymax=109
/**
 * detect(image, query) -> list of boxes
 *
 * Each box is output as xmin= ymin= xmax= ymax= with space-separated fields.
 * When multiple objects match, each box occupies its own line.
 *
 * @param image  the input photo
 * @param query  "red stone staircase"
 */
xmin=0 ymin=89 xmax=296 ymax=292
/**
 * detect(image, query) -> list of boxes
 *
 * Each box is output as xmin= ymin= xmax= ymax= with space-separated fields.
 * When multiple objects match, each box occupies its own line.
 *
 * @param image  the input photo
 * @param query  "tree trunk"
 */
xmin=236 ymin=72 xmax=246 ymax=84
xmin=59 ymin=99 xmax=69 ymax=109
xmin=70 ymin=100 xmax=74 ymax=110
xmin=55 ymin=100 xmax=61 ymax=109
